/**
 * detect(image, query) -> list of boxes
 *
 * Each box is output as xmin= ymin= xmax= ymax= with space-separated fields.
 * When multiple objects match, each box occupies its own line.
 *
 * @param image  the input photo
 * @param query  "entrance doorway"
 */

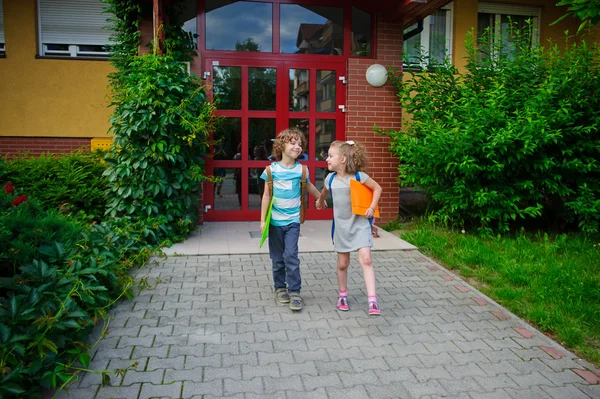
xmin=203 ymin=57 xmax=345 ymax=222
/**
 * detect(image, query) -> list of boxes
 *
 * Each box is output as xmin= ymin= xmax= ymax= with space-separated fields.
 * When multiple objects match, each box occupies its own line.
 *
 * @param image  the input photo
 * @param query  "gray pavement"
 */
xmin=56 ymin=235 xmax=600 ymax=398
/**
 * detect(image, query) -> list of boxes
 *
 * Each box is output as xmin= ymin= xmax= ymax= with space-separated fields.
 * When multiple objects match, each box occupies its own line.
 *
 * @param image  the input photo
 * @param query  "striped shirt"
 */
xmin=260 ymin=162 xmax=309 ymax=226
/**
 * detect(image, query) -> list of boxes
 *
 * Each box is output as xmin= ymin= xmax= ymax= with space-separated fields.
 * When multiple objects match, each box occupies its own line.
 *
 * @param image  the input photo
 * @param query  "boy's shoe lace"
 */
xmin=368 ymin=301 xmax=381 ymax=316
xmin=274 ymin=288 xmax=290 ymax=304
xmin=336 ymin=296 xmax=349 ymax=311
xmin=289 ymin=292 xmax=303 ymax=311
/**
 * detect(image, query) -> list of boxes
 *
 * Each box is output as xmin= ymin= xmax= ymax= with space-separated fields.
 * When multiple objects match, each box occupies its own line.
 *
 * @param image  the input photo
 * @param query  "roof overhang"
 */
xmin=360 ymin=0 xmax=454 ymax=29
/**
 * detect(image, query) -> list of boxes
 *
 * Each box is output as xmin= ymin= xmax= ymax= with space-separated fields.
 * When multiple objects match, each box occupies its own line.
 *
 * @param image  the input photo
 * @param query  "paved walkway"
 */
xmin=57 ymin=248 xmax=600 ymax=398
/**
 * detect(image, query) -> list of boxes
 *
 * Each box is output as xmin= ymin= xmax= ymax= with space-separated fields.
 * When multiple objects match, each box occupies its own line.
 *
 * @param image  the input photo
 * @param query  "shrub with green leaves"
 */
xmin=3 ymin=151 xmax=108 ymax=222
xmin=383 ymin=25 xmax=600 ymax=234
xmin=103 ymin=54 xmax=215 ymax=240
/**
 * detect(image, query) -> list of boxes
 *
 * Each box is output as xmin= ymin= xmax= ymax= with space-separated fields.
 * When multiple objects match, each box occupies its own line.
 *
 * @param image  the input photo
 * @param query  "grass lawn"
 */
xmin=387 ymin=221 xmax=600 ymax=366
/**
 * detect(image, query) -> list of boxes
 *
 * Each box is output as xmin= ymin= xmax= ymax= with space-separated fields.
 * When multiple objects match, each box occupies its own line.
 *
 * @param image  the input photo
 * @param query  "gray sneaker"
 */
xmin=288 ymin=292 xmax=303 ymax=311
xmin=274 ymin=288 xmax=290 ymax=303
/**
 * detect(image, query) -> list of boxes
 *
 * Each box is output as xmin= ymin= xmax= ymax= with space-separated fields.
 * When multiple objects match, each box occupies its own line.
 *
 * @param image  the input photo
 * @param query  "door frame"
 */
xmin=203 ymin=56 xmax=346 ymax=222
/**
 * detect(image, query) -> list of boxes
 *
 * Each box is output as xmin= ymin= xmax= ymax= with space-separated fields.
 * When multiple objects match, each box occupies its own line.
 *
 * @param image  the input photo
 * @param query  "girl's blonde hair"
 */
xmin=272 ymin=128 xmax=307 ymax=161
xmin=329 ymin=140 xmax=368 ymax=173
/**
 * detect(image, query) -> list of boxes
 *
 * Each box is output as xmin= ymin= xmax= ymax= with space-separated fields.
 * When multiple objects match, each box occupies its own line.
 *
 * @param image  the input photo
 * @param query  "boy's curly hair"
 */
xmin=272 ymin=128 xmax=307 ymax=161
xmin=329 ymin=140 xmax=368 ymax=173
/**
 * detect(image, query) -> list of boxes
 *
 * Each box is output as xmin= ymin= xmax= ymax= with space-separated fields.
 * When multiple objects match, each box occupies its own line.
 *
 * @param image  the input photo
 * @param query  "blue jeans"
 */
xmin=268 ymin=223 xmax=301 ymax=292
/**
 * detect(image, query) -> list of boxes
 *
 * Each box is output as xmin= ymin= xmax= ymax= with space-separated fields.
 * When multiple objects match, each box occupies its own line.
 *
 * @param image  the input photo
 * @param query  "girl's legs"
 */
xmin=336 ymin=252 xmax=350 ymax=311
xmin=357 ymin=247 xmax=380 ymax=315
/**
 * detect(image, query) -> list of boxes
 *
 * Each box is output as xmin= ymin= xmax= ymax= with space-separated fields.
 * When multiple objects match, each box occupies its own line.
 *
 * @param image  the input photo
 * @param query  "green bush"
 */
xmin=0 ymin=194 xmax=85 ymax=279
xmin=383 ymin=25 xmax=600 ymax=234
xmin=3 ymin=151 xmax=109 ymax=222
xmin=103 ymin=54 xmax=215 ymax=239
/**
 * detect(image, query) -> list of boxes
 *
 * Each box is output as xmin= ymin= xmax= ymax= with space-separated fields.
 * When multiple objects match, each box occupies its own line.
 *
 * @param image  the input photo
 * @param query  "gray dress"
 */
xmin=325 ymin=172 xmax=373 ymax=253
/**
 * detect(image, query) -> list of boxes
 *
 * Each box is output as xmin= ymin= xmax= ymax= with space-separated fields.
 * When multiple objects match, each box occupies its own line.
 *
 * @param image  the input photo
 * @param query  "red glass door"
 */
xmin=203 ymin=57 xmax=345 ymax=222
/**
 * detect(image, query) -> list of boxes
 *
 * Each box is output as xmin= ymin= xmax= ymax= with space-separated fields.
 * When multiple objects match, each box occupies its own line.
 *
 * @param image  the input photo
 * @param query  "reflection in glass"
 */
xmin=213 ymin=66 xmax=241 ymax=110
xmin=175 ymin=0 xmax=197 ymax=48
xmin=316 ymin=120 xmax=335 ymax=160
xmin=249 ymin=68 xmax=276 ymax=111
xmin=213 ymin=168 xmax=242 ymax=210
xmin=289 ymin=119 xmax=309 ymax=161
xmin=316 ymin=167 xmax=334 ymax=208
xmin=316 ymin=70 xmax=336 ymax=112
xmin=289 ymin=69 xmax=309 ymax=111
xmin=248 ymin=119 xmax=276 ymax=160
xmin=280 ymin=5 xmax=343 ymax=55
xmin=352 ymin=7 xmax=371 ymax=56
xmin=248 ymin=169 xmax=265 ymax=210
xmin=403 ymin=9 xmax=449 ymax=66
xmin=213 ymin=118 xmax=241 ymax=160
xmin=206 ymin=1 xmax=272 ymax=52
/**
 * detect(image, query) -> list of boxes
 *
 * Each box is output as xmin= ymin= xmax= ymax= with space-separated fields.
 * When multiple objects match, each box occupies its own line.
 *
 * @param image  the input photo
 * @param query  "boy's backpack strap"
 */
xmin=300 ymin=165 xmax=307 ymax=224
xmin=266 ymin=166 xmax=273 ymax=197
xmin=329 ymin=172 xmax=337 ymax=243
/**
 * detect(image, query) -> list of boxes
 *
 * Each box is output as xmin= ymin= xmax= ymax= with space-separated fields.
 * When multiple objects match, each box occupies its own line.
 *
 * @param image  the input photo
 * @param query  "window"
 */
xmin=0 ymin=0 xmax=5 ymax=56
xmin=403 ymin=3 xmax=453 ymax=67
xmin=206 ymin=1 xmax=272 ymax=52
xmin=351 ymin=6 xmax=372 ymax=56
xmin=38 ymin=0 xmax=113 ymax=57
xmin=477 ymin=3 xmax=540 ymax=59
xmin=280 ymin=5 xmax=343 ymax=55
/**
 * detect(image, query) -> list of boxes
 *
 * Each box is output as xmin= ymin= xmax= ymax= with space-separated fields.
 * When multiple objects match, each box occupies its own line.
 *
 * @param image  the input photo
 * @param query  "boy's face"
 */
xmin=282 ymin=136 xmax=303 ymax=160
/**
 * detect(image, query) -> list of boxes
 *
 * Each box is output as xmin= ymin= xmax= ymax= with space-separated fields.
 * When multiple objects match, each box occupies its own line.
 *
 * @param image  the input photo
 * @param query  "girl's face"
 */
xmin=326 ymin=146 xmax=345 ymax=172
xmin=282 ymin=136 xmax=303 ymax=160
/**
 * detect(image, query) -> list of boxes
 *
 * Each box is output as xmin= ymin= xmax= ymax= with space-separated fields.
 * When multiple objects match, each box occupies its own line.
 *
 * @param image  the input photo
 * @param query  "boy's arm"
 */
xmin=307 ymin=182 xmax=321 ymax=198
xmin=315 ymin=187 xmax=329 ymax=209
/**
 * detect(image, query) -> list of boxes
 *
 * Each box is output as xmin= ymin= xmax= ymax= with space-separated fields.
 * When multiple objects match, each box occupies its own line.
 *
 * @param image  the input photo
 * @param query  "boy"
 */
xmin=260 ymin=128 xmax=321 ymax=311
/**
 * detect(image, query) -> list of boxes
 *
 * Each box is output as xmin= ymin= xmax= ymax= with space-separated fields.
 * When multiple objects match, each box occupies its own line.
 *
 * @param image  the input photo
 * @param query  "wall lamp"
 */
xmin=365 ymin=64 xmax=388 ymax=87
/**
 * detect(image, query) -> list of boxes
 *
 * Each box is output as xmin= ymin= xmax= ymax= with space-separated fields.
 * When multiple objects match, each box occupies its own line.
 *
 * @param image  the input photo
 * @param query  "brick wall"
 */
xmin=346 ymin=16 xmax=404 ymax=224
xmin=0 ymin=137 xmax=91 ymax=158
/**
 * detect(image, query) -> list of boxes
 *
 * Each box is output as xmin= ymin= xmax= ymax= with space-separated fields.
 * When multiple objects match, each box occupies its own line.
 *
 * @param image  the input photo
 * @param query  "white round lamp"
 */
xmin=365 ymin=64 xmax=388 ymax=87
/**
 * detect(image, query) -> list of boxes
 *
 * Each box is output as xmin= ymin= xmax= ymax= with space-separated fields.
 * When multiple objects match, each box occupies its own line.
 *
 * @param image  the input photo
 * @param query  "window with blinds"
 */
xmin=38 ymin=0 xmax=113 ymax=57
xmin=403 ymin=3 xmax=453 ymax=68
xmin=477 ymin=3 xmax=540 ymax=60
xmin=0 ymin=0 xmax=5 ymax=56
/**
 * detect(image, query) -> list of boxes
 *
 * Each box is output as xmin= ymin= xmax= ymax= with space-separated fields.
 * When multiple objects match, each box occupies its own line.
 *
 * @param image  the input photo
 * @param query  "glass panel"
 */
xmin=206 ymin=1 xmax=272 ymax=52
xmin=351 ymin=7 xmax=371 ymax=56
xmin=214 ymin=168 xmax=242 ymax=210
xmin=248 ymin=119 xmax=276 ymax=161
xmin=315 ymin=167 xmax=333 ymax=208
xmin=500 ymin=15 xmax=532 ymax=57
xmin=316 ymin=120 xmax=335 ymax=161
xmin=289 ymin=69 xmax=310 ymax=112
xmin=429 ymin=10 xmax=448 ymax=64
xmin=289 ymin=119 xmax=309 ymax=161
xmin=402 ymin=23 xmax=422 ymax=65
xmin=249 ymin=67 xmax=276 ymax=111
xmin=316 ymin=70 xmax=336 ymax=112
xmin=175 ymin=0 xmax=197 ymax=48
xmin=248 ymin=169 xmax=265 ymax=210
xmin=280 ymin=5 xmax=343 ymax=55
xmin=213 ymin=66 xmax=241 ymax=110
xmin=477 ymin=13 xmax=493 ymax=61
xmin=214 ymin=118 xmax=241 ymax=161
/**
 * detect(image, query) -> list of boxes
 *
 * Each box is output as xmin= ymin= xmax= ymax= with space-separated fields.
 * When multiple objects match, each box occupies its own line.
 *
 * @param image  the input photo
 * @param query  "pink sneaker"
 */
xmin=336 ymin=296 xmax=349 ymax=311
xmin=368 ymin=301 xmax=381 ymax=316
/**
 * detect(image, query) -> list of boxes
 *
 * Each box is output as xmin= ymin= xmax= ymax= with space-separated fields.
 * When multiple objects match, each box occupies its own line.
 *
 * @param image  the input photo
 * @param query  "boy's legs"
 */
xmin=281 ymin=223 xmax=301 ymax=293
xmin=268 ymin=225 xmax=287 ymax=292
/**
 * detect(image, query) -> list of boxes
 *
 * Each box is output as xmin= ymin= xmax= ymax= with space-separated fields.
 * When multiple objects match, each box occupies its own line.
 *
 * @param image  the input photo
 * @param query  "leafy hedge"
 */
xmin=383 ymin=25 xmax=600 ymax=234
xmin=2 ymin=151 xmax=108 ymax=222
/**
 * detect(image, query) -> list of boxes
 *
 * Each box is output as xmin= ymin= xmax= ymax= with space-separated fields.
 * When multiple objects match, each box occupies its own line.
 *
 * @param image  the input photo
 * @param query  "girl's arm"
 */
xmin=363 ymin=177 xmax=382 ymax=218
xmin=260 ymin=181 xmax=271 ymax=232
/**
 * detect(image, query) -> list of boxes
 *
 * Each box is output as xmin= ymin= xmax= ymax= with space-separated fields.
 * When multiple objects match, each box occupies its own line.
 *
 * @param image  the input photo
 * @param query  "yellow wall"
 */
xmin=451 ymin=0 xmax=600 ymax=72
xmin=0 ymin=0 xmax=114 ymax=138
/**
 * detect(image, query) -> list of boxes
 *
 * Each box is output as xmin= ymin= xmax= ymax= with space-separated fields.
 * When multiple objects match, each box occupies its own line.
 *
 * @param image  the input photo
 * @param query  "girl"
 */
xmin=316 ymin=140 xmax=383 ymax=315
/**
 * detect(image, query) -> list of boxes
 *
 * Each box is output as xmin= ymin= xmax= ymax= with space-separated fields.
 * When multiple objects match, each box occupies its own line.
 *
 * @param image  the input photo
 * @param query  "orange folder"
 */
xmin=350 ymin=179 xmax=380 ymax=218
